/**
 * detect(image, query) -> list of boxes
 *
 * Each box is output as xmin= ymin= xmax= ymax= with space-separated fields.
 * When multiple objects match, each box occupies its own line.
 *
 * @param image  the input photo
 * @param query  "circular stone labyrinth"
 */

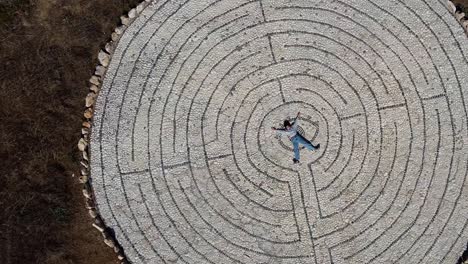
xmin=90 ymin=0 xmax=468 ymax=263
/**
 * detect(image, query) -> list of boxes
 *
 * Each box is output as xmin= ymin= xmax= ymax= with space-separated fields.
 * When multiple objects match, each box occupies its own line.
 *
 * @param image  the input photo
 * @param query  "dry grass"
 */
xmin=0 ymin=0 xmax=140 ymax=263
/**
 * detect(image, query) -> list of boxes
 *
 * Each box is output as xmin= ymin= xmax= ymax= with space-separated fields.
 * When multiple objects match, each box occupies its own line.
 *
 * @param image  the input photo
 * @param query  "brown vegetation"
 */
xmin=0 ymin=0 xmax=139 ymax=263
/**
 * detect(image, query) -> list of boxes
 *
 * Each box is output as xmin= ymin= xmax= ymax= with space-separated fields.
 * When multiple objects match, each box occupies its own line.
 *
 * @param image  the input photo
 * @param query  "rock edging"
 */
xmin=77 ymin=1 xmax=152 ymax=263
xmin=448 ymin=1 xmax=468 ymax=262
xmin=75 ymin=0 xmax=468 ymax=263
xmin=448 ymin=0 xmax=468 ymax=35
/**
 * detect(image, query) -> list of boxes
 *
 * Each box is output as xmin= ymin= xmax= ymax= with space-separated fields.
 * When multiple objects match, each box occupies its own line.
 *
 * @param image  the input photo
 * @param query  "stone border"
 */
xmin=446 ymin=2 xmax=468 ymax=263
xmin=77 ymin=1 xmax=151 ymax=263
xmin=449 ymin=0 xmax=468 ymax=35
xmin=76 ymin=0 xmax=468 ymax=263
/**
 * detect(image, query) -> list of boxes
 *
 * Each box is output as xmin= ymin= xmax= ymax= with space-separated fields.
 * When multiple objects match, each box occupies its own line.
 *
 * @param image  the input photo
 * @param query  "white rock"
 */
xmin=98 ymin=50 xmax=110 ymax=67
xmin=463 ymin=19 xmax=468 ymax=30
xmin=104 ymin=42 xmax=113 ymax=53
xmin=120 ymin=15 xmax=130 ymax=26
xmin=85 ymin=96 xmax=94 ymax=107
xmin=80 ymin=160 xmax=89 ymax=169
xmin=115 ymin=25 xmax=125 ymax=35
xmin=92 ymin=222 xmax=105 ymax=232
xmin=78 ymin=138 xmax=87 ymax=151
xmin=448 ymin=1 xmax=456 ymax=14
xmin=455 ymin=11 xmax=465 ymax=21
xmin=80 ymin=168 xmax=88 ymax=176
xmin=118 ymin=255 xmax=125 ymax=260
xmin=95 ymin=65 xmax=106 ymax=76
xmin=82 ymin=127 xmax=89 ymax=135
xmin=89 ymin=75 xmax=100 ymax=86
xmin=104 ymin=238 xmax=116 ymax=248
xmin=85 ymin=93 xmax=96 ymax=108
xmin=137 ymin=3 xmax=144 ymax=13
xmin=88 ymin=209 xmax=98 ymax=218
xmin=83 ymin=188 xmax=91 ymax=199
xmin=90 ymin=84 xmax=99 ymax=93
xmin=128 ymin=8 xmax=137 ymax=19
xmin=82 ymin=121 xmax=91 ymax=128
xmin=84 ymin=108 xmax=93 ymax=119
xmin=79 ymin=175 xmax=88 ymax=184
xmin=111 ymin=32 xmax=119 ymax=42
xmin=82 ymin=149 xmax=89 ymax=161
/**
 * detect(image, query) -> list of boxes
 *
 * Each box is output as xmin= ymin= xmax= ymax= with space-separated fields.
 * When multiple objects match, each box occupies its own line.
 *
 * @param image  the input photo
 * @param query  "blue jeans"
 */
xmin=292 ymin=133 xmax=315 ymax=160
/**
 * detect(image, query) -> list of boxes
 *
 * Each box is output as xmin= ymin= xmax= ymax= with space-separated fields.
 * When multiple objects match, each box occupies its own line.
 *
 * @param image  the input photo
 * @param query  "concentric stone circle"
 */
xmin=90 ymin=0 xmax=468 ymax=263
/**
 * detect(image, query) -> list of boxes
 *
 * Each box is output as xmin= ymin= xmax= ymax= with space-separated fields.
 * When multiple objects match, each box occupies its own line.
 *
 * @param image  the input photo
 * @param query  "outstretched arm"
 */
xmin=272 ymin=126 xmax=289 ymax=136
xmin=292 ymin=112 xmax=300 ymax=128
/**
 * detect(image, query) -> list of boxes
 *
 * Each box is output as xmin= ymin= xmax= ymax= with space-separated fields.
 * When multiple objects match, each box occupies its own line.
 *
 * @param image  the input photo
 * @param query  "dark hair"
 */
xmin=284 ymin=120 xmax=291 ymax=128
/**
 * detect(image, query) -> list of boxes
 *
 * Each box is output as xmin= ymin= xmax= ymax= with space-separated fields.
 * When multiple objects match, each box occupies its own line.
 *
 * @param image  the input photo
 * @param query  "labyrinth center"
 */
xmin=90 ymin=0 xmax=468 ymax=263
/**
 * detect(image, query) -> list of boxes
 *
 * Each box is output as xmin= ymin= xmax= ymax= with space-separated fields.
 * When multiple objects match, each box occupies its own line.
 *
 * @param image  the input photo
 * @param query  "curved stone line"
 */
xmin=81 ymin=1 xmax=156 ymax=263
xmin=98 ymin=1 xmax=195 ymax=261
xmin=358 ymin=0 xmax=464 ymax=261
xmin=87 ymin=0 xmax=468 ymax=263
xmin=300 ymin=1 xmax=460 ymax=256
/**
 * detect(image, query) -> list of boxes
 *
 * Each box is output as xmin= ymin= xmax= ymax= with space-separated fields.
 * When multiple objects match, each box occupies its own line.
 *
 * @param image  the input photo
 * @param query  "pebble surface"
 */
xmin=90 ymin=0 xmax=468 ymax=263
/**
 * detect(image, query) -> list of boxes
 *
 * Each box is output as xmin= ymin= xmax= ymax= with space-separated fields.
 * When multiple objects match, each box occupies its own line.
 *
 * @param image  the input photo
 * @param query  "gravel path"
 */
xmin=90 ymin=0 xmax=468 ymax=263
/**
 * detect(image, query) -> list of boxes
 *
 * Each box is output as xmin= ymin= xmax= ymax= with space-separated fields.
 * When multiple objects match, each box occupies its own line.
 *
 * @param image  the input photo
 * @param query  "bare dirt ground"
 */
xmin=454 ymin=0 xmax=468 ymax=12
xmin=0 ymin=0 xmax=467 ymax=264
xmin=0 ymin=0 xmax=139 ymax=263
